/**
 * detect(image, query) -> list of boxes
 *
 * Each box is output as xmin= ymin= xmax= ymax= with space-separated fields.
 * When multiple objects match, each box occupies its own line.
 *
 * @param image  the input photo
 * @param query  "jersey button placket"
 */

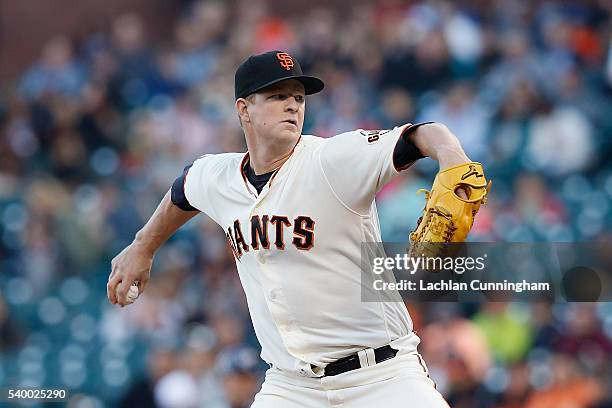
xmin=280 ymin=323 xmax=293 ymax=333
xmin=257 ymin=253 xmax=266 ymax=264
xmin=265 ymin=287 xmax=298 ymax=345
xmin=269 ymin=289 xmax=278 ymax=301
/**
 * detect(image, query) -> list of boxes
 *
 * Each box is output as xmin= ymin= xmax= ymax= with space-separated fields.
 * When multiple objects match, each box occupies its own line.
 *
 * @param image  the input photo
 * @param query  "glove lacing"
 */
xmin=410 ymin=189 xmax=458 ymax=243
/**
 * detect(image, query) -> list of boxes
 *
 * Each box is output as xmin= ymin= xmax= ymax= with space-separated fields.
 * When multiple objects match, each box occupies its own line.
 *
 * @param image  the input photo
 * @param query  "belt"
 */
xmin=321 ymin=345 xmax=398 ymax=377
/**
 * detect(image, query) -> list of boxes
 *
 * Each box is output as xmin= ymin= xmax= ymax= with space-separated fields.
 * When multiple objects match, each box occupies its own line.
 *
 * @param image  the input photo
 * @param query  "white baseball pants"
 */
xmin=251 ymin=353 xmax=450 ymax=407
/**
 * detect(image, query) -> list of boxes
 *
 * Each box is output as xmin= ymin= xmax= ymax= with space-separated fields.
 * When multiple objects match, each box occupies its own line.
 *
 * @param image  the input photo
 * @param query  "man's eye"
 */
xmin=296 ymin=96 xmax=305 ymax=102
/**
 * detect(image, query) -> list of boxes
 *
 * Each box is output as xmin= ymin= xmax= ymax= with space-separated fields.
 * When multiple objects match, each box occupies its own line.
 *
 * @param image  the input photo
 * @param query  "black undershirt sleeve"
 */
xmin=171 ymin=164 xmax=199 ymax=211
xmin=392 ymin=121 xmax=435 ymax=171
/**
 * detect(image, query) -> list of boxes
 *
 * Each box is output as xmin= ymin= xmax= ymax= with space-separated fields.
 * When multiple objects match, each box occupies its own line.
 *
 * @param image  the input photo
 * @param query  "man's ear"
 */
xmin=236 ymin=98 xmax=251 ymax=124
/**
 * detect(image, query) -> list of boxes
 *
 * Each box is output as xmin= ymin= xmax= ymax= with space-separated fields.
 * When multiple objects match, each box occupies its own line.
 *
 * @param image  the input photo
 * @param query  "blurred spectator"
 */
xmin=473 ymin=303 xmax=533 ymax=363
xmin=496 ymin=363 xmax=532 ymax=408
xmin=606 ymin=34 xmax=612 ymax=86
xmin=183 ymin=324 xmax=227 ymax=408
xmin=377 ymin=171 xmax=431 ymax=241
xmin=526 ymin=104 xmax=595 ymax=176
xmin=555 ymin=304 xmax=612 ymax=375
xmin=530 ymin=302 xmax=562 ymax=350
xmin=420 ymin=304 xmax=492 ymax=403
xmin=19 ymin=36 xmax=86 ymax=101
xmin=486 ymin=79 xmax=540 ymax=179
xmin=119 ymin=348 xmax=177 ymax=408
xmin=0 ymin=293 xmax=23 ymax=350
xmin=154 ymin=368 xmax=200 ymax=408
xmin=374 ymin=87 xmax=415 ymax=128
xmin=417 ymin=81 xmax=491 ymax=161
xmin=217 ymin=347 xmax=261 ymax=408
xmin=524 ymin=354 xmax=606 ymax=408
xmin=153 ymin=325 xmax=227 ymax=408
xmin=512 ymin=173 xmax=566 ymax=227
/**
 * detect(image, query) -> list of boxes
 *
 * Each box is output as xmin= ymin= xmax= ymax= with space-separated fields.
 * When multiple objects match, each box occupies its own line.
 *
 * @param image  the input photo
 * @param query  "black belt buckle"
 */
xmin=322 ymin=345 xmax=398 ymax=377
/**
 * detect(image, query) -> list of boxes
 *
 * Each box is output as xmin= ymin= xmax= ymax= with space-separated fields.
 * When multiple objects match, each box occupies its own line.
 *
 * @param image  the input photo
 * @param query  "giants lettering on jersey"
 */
xmin=225 ymin=215 xmax=315 ymax=259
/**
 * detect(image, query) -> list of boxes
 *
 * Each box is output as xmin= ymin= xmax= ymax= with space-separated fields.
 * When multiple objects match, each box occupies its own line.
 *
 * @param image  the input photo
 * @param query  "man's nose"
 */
xmin=285 ymin=97 xmax=299 ymax=112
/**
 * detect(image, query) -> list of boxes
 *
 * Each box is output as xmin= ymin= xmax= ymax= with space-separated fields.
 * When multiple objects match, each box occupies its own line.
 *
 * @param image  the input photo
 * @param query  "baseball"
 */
xmin=119 ymin=282 xmax=139 ymax=305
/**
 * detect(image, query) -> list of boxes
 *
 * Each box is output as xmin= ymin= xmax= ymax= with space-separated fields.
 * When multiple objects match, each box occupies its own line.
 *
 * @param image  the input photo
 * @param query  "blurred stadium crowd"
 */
xmin=1 ymin=0 xmax=612 ymax=407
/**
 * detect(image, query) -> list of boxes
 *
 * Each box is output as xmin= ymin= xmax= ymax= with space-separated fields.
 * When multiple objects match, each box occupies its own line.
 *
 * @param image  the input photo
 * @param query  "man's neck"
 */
xmin=248 ymin=150 xmax=292 ymax=174
xmin=245 ymin=134 xmax=299 ymax=175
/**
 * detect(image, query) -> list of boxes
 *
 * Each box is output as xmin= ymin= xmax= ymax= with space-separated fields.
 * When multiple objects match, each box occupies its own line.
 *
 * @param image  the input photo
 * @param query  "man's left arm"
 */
xmin=395 ymin=122 xmax=471 ymax=172
xmin=396 ymin=122 xmax=471 ymax=199
xmin=406 ymin=123 xmax=491 ymax=244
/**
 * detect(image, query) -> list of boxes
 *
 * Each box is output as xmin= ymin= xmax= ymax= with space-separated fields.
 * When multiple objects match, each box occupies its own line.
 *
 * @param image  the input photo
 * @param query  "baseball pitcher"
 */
xmin=107 ymin=50 xmax=489 ymax=407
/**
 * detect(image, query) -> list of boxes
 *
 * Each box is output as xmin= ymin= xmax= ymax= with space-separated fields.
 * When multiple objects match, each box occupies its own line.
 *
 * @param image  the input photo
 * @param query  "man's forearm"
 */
xmin=133 ymin=190 xmax=199 ymax=256
xmin=411 ymin=123 xmax=470 ymax=170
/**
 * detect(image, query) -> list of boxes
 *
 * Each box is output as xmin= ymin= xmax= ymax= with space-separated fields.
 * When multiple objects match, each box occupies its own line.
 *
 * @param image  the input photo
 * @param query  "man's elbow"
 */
xmin=419 ymin=122 xmax=455 ymax=140
xmin=414 ymin=122 xmax=460 ymax=145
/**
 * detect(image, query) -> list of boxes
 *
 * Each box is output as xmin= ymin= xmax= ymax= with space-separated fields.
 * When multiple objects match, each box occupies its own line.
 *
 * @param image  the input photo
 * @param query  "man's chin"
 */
xmin=279 ymin=129 xmax=301 ymax=139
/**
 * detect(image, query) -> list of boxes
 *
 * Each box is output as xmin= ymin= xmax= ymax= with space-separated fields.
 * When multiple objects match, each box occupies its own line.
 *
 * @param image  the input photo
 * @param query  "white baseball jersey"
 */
xmin=184 ymin=124 xmax=420 ymax=376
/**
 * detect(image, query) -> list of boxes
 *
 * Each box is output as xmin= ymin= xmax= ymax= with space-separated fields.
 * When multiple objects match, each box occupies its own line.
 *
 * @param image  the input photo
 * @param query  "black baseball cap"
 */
xmin=235 ymin=50 xmax=324 ymax=100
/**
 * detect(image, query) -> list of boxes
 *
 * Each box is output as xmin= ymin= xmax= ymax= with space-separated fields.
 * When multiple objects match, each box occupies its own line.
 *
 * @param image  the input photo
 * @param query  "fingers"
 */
xmin=107 ymin=263 xmax=135 ymax=306
xmin=137 ymin=276 xmax=149 ymax=295
xmin=108 ymin=245 xmax=151 ymax=307
xmin=456 ymin=186 xmax=468 ymax=200
xmin=108 ymin=274 xmax=139 ymax=307
xmin=107 ymin=267 xmax=120 ymax=305
xmin=115 ymin=279 xmax=132 ymax=306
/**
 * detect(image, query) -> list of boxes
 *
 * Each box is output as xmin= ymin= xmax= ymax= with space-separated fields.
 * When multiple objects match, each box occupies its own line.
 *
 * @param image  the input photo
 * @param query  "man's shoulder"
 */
xmin=324 ymin=126 xmax=409 ymax=147
xmin=302 ymin=129 xmax=382 ymax=153
xmin=191 ymin=152 xmax=245 ymax=174
xmin=193 ymin=152 xmax=245 ymax=164
xmin=299 ymin=130 xmax=362 ymax=148
xmin=302 ymin=130 xmax=363 ymax=142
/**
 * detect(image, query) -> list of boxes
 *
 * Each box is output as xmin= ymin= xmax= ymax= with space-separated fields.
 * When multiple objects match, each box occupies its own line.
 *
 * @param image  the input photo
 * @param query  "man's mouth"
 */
xmin=283 ymin=119 xmax=297 ymax=126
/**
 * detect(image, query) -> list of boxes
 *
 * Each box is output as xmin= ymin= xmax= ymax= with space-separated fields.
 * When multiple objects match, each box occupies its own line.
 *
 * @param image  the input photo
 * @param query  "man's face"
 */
xmin=243 ymin=79 xmax=306 ymax=142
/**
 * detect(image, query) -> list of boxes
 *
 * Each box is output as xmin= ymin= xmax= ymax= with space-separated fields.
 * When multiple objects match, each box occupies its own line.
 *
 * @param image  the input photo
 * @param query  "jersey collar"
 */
xmin=239 ymin=136 xmax=302 ymax=199
xmin=239 ymin=153 xmax=258 ymax=199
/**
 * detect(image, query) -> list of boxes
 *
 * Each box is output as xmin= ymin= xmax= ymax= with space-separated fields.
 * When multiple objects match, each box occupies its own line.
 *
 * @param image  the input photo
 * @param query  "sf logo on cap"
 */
xmin=277 ymin=52 xmax=294 ymax=71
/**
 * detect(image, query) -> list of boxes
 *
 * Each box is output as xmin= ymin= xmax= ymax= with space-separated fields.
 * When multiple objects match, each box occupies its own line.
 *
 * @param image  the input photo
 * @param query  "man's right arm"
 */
xmin=107 ymin=190 xmax=199 ymax=306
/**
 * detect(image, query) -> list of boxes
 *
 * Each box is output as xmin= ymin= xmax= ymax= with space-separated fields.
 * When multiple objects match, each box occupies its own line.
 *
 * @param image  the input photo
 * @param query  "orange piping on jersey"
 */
xmin=240 ymin=136 xmax=303 ymax=194
xmin=268 ymin=169 xmax=280 ymax=187
xmin=267 ymin=135 xmax=302 ymax=188
xmin=240 ymin=153 xmax=258 ymax=198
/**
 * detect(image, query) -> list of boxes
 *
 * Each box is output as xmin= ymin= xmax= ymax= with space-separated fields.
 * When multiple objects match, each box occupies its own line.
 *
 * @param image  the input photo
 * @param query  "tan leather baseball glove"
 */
xmin=409 ymin=162 xmax=491 ymax=247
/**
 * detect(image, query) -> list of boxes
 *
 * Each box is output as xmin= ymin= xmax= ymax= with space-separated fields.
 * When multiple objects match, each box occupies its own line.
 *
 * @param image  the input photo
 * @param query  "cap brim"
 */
xmin=245 ymin=75 xmax=325 ymax=98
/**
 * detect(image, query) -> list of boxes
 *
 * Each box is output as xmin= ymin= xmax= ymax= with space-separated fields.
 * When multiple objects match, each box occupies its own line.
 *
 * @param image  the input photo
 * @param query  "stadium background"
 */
xmin=1 ymin=0 xmax=612 ymax=406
